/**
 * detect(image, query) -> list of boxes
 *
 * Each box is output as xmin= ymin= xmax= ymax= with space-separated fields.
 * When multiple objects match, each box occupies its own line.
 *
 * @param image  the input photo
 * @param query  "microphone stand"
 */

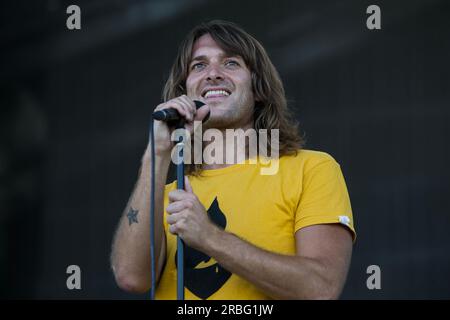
xmin=173 ymin=101 xmax=204 ymax=300
xmin=175 ymin=120 xmax=186 ymax=300
xmin=151 ymin=100 xmax=204 ymax=300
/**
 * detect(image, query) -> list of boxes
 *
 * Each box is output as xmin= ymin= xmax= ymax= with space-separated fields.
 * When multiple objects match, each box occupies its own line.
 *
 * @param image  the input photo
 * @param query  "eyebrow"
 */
xmin=189 ymin=53 xmax=242 ymax=65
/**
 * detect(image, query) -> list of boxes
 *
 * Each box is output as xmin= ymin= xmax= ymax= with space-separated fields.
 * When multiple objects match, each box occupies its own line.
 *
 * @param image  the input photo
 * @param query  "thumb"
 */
xmin=184 ymin=176 xmax=194 ymax=194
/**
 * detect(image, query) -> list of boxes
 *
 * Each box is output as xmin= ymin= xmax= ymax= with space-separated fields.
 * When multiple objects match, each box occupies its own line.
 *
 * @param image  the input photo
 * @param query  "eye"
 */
xmin=225 ymin=60 xmax=240 ymax=67
xmin=191 ymin=62 xmax=206 ymax=71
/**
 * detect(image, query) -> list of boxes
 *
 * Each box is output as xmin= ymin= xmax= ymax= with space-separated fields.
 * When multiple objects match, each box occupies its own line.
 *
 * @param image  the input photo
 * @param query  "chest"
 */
xmin=194 ymin=176 xmax=298 ymax=254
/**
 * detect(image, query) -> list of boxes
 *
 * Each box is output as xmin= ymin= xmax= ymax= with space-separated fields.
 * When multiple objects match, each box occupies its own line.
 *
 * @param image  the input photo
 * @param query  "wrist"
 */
xmin=202 ymin=225 xmax=226 ymax=256
xmin=140 ymin=148 xmax=172 ymax=182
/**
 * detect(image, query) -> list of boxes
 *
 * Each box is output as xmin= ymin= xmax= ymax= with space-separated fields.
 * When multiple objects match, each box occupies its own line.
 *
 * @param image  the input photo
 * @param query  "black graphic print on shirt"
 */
xmin=175 ymin=197 xmax=232 ymax=299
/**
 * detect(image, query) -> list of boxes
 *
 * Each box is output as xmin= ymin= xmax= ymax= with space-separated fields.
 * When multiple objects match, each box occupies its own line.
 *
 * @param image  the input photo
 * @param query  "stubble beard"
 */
xmin=203 ymin=94 xmax=255 ymax=131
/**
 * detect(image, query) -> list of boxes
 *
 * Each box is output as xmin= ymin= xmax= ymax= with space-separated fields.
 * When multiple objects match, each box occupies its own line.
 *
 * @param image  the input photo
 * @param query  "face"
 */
xmin=186 ymin=34 xmax=255 ymax=130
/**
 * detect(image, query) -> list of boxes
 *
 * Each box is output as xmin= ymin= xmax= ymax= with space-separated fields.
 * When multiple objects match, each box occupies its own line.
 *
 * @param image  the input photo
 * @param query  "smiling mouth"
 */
xmin=202 ymin=89 xmax=231 ymax=99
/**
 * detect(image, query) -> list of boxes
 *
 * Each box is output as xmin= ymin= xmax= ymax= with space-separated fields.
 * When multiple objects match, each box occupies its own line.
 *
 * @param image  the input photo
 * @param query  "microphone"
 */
xmin=152 ymin=100 xmax=206 ymax=121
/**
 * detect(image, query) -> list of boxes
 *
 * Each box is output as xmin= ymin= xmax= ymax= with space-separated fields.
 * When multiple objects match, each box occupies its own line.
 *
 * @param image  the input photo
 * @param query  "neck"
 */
xmin=201 ymin=121 xmax=254 ymax=170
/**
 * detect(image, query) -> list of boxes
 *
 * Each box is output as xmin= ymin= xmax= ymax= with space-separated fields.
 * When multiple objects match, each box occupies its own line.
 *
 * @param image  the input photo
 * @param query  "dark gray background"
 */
xmin=1 ymin=0 xmax=449 ymax=299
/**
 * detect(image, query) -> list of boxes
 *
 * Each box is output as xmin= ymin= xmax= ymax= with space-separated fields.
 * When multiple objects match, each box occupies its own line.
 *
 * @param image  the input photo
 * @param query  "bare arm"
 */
xmin=111 ymin=96 xmax=210 ymax=293
xmin=202 ymin=224 xmax=353 ymax=299
xmin=110 ymin=147 xmax=171 ymax=293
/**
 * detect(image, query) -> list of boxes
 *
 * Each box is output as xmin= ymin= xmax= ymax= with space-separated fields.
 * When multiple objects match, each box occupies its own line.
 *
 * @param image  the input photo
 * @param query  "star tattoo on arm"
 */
xmin=126 ymin=207 xmax=139 ymax=226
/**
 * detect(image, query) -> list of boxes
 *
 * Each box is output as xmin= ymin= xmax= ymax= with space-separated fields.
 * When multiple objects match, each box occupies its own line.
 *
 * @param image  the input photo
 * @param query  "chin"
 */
xmin=206 ymin=116 xmax=243 ymax=130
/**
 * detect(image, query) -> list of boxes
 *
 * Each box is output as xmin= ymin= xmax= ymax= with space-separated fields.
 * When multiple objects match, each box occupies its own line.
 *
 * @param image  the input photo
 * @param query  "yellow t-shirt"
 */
xmin=155 ymin=149 xmax=355 ymax=300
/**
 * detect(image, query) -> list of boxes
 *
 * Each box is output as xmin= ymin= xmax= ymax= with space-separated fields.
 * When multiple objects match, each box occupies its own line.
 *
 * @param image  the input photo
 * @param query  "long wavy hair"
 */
xmin=163 ymin=20 xmax=304 ymax=176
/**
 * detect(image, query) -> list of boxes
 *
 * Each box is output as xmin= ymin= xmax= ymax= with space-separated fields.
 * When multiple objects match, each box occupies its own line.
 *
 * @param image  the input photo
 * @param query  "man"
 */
xmin=111 ymin=20 xmax=355 ymax=300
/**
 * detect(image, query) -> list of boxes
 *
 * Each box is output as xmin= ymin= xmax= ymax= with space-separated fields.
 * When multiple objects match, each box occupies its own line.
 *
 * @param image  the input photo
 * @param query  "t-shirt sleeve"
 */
xmin=294 ymin=158 xmax=356 ymax=241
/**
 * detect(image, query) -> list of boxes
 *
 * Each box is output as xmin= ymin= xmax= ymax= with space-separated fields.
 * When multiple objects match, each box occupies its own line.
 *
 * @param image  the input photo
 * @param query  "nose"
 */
xmin=206 ymin=64 xmax=224 ymax=81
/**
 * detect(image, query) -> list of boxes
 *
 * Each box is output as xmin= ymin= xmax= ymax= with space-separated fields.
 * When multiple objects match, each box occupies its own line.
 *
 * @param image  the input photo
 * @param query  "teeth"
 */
xmin=204 ymin=90 xmax=230 ymax=98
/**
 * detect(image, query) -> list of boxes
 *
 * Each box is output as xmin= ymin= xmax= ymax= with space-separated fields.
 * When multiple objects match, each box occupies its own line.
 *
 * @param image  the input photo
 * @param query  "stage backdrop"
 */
xmin=1 ymin=0 xmax=449 ymax=299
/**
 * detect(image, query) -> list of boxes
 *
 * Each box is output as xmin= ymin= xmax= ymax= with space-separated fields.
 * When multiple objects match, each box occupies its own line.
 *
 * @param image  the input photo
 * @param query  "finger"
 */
xmin=166 ymin=212 xmax=183 ymax=224
xmin=166 ymin=200 xmax=192 ymax=214
xmin=178 ymin=99 xmax=194 ymax=122
xmin=180 ymin=95 xmax=196 ymax=119
xmin=155 ymin=101 xmax=188 ymax=120
xmin=166 ymin=202 xmax=180 ymax=215
xmin=171 ymin=100 xmax=191 ymax=121
xmin=194 ymin=104 xmax=211 ymax=123
xmin=169 ymin=220 xmax=186 ymax=235
xmin=168 ymin=189 xmax=191 ymax=202
xmin=184 ymin=176 xmax=194 ymax=194
xmin=169 ymin=224 xmax=178 ymax=235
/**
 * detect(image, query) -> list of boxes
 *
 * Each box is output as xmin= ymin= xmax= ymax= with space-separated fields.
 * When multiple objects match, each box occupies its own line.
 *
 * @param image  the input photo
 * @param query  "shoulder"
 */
xmin=279 ymin=149 xmax=339 ymax=172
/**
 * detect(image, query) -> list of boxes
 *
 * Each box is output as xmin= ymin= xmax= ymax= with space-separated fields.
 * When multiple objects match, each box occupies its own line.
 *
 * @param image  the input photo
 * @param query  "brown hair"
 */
xmin=163 ymin=20 xmax=304 ymax=176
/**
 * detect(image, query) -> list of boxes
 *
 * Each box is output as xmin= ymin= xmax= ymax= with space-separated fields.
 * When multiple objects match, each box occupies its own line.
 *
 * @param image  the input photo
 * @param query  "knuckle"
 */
xmin=179 ymin=200 xmax=189 ymax=209
xmin=169 ymin=190 xmax=180 ymax=199
xmin=177 ymin=220 xmax=185 ymax=229
xmin=154 ymin=103 xmax=165 ymax=111
xmin=171 ymin=104 xmax=183 ymax=112
xmin=165 ymin=100 xmax=183 ymax=111
xmin=185 ymin=200 xmax=194 ymax=209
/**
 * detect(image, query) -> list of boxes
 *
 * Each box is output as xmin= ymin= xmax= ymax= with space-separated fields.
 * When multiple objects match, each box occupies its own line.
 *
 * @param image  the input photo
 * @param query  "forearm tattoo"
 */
xmin=126 ymin=207 xmax=139 ymax=226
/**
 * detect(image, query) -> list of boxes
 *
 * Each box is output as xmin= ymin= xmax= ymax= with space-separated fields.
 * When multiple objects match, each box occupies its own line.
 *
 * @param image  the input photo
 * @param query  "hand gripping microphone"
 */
xmin=152 ymin=100 xmax=207 ymax=122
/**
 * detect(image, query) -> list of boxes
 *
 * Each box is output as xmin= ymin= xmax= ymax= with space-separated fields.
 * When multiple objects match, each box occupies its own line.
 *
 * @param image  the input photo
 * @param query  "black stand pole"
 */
xmin=175 ymin=121 xmax=185 ymax=300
